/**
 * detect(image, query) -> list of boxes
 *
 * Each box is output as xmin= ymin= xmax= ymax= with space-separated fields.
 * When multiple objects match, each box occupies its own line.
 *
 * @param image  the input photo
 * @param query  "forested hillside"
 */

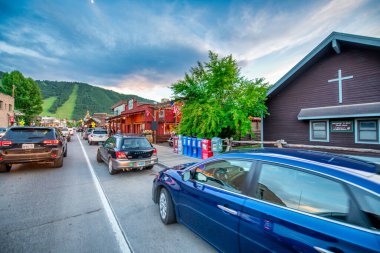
xmin=37 ymin=80 xmax=156 ymax=120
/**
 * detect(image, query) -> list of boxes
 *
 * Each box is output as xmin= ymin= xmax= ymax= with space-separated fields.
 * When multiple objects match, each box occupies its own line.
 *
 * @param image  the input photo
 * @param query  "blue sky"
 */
xmin=0 ymin=0 xmax=379 ymax=101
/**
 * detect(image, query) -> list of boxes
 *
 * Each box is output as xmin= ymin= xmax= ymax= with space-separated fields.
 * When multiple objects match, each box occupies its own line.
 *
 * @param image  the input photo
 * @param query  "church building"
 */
xmin=263 ymin=32 xmax=380 ymax=151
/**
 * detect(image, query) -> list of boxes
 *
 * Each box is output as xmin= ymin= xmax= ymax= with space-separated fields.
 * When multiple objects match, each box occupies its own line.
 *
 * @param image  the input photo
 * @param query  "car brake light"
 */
xmin=116 ymin=152 xmax=127 ymax=159
xmin=0 ymin=140 xmax=12 ymax=146
xmin=153 ymin=149 xmax=157 ymax=155
xmin=43 ymin=140 xmax=60 ymax=145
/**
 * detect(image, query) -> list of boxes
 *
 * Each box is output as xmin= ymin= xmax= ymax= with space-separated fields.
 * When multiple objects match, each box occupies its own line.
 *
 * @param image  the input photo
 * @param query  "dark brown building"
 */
xmin=264 ymin=32 xmax=380 ymax=151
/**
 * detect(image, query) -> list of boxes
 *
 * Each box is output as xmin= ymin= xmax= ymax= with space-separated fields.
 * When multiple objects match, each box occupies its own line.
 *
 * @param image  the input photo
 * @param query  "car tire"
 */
xmin=108 ymin=159 xmax=117 ymax=175
xmin=53 ymin=155 xmax=63 ymax=168
xmin=63 ymin=147 xmax=67 ymax=157
xmin=89 ymin=141 xmax=93 ymax=145
xmin=0 ymin=164 xmax=11 ymax=173
xmin=96 ymin=150 xmax=103 ymax=163
xmin=159 ymin=188 xmax=176 ymax=225
xmin=145 ymin=165 xmax=154 ymax=170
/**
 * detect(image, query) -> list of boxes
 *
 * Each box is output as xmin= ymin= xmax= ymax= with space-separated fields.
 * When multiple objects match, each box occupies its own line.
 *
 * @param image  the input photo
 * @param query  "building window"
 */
xmin=356 ymin=120 xmax=379 ymax=144
xmin=310 ymin=120 xmax=329 ymax=142
xmin=0 ymin=101 xmax=3 ymax=110
xmin=9 ymin=104 xmax=12 ymax=111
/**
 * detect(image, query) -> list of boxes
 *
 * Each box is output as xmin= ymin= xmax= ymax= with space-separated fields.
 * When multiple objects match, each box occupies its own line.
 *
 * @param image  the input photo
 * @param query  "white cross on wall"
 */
xmin=328 ymin=69 xmax=353 ymax=104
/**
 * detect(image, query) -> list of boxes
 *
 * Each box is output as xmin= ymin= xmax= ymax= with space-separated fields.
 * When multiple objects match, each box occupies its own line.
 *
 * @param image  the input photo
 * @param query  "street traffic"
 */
xmin=0 ymin=133 xmax=215 ymax=253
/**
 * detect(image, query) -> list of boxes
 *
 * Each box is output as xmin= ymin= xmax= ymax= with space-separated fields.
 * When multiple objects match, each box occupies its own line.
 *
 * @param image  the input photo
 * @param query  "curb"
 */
xmin=157 ymin=161 xmax=171 ymax=169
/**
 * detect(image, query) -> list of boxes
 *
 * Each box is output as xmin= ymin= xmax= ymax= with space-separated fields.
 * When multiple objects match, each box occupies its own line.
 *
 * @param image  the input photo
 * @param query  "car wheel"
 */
xmin=53 ymin=155 xmax=63 ymax=168
xmin=63 ymin=147 xmax=67 ymax=157
xmin=159 ymin=188 xmax=176 ymax=225
xmin=5 ymin=164 xmax=12 ymax=172
xmin=108 ymin=159 xmax=117 ymax=175
xmin=96 ymin=150 xmax=103 ymax=163
xmin=89 ymin=141 xmax=92 ymax=145
xmin=0 ymin=164 xmax=11 ymax=173
xmin=145 ymin=165 xmax=154 ymax=170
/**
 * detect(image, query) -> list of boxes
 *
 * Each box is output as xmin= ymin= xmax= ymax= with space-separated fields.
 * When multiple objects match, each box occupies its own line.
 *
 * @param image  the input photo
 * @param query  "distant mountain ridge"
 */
xmin=36 ymin=80 xmax=156 ymax=120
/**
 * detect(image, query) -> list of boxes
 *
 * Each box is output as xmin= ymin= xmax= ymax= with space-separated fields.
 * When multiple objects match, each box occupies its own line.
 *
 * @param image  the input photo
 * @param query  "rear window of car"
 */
xmin=93 ymin=131 xmax=107 ymax=134
xmin=121 ymin=138 xmax=151 ymax=149
xmin=5 ymin=128 xmax=55 ymax=140
xmin=87 ymin=129 xmax=93 ymax=132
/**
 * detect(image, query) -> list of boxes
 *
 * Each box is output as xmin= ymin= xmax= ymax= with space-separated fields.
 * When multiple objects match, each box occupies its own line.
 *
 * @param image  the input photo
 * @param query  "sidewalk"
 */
xmin=154 ymin=144 xmax=202 ymax=168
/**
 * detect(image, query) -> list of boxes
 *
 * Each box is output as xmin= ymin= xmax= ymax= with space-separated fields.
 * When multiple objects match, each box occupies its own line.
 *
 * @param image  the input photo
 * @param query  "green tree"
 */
xmin=1 ymin=71 xmax=43 ymax=124
xmin=171 ymin=51 xmax=268 ymax=139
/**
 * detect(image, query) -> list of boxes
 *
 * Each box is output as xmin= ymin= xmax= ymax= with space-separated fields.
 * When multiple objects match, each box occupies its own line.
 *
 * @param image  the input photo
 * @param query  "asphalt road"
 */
xmin=0 ymin=134 xmax=216 ymax=253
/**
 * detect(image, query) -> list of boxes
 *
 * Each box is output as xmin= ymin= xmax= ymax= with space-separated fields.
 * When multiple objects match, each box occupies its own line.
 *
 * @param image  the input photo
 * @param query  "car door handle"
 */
xmin=217 ymin=205 xmax=238 ymax=216
xmin=313 ymin=247 xmax=335 ymax=253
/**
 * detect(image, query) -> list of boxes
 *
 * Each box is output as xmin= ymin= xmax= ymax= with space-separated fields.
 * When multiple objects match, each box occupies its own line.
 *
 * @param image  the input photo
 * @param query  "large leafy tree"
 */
xmin=1 ymin=71 xmax=43 ymax=124
xmin=171 ymin=51 xmax=268 ymax=139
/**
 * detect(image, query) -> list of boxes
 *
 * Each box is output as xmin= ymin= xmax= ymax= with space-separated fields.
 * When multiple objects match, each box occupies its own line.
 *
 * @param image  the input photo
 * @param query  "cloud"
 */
xmin=0 ymin=0 xmax=379 ymax=100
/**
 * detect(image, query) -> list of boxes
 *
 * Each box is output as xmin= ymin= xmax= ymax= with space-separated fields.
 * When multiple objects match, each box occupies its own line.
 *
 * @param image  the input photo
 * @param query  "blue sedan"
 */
xmin=152 ymin=148 xmax=380 ymax=253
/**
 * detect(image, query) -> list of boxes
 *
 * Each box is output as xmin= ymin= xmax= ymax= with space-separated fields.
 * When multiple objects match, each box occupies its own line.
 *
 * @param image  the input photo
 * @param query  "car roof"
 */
xmin=218 ymin=148 xmax=380 ymax=193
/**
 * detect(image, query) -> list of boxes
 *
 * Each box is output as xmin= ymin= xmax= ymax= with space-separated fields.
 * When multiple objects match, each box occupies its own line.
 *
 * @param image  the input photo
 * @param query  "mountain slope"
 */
xmin=37 ymin=80 xmax=156 ymax=120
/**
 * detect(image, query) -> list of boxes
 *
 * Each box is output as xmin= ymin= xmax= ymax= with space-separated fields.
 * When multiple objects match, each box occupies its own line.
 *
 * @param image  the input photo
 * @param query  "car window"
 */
xmin=193 ymin=159 xmax=253 ymax=193
xmin=93 ymin=131 xmax=107 ymax=135
xmin=255 ymin=163 xmax=349 ymax=223
xmin=121 ymin=138 xmax=151 ymax=149
xmin=350 ymin=185 xmax=380 ymax=231
xmin=5 ymin=128 xmax=55 ymax=140
xmin=105 ymin=137 xmax=116 ymax=148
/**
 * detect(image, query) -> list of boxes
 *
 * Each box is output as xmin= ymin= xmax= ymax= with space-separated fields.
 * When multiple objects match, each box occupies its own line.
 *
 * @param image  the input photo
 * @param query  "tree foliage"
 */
xmin=0 ymin=71 xmax=43 ymax=123
xmin=171 ymin=51 xmax=268 ymax=139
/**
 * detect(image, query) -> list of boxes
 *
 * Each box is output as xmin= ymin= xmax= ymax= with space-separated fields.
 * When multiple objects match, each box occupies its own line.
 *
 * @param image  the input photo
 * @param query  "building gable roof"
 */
xmin=267 ymin=32 xmax=380 ymax=98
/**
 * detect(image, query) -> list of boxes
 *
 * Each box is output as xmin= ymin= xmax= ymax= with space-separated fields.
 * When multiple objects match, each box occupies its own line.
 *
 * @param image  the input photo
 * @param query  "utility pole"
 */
xmin=12 ymin=85 xmax=16 ymax=97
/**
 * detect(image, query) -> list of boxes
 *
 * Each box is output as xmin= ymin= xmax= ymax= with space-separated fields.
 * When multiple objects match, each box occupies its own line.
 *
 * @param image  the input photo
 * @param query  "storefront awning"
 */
xmin=298 ymin=102 xmax=380 ymax=120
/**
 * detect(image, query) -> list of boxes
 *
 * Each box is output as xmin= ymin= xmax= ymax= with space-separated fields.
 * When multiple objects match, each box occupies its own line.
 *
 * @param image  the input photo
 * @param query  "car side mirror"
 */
xmin=182 ymin=171 xmax=191 ymax=182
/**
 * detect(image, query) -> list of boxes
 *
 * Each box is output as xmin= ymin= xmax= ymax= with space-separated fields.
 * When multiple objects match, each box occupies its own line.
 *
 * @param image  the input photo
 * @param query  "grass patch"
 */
xmin=55 ymin=84 xmax=78 ymax=119
xmin=41 ymin=96 xmax=58 ymax=116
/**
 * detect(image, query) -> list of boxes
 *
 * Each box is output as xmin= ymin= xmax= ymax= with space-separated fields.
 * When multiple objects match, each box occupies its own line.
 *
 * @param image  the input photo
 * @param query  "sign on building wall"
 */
xmin=159 ymin=110 xmax=165 ymax=119
xmin=331 ymin=121 xmax=353 ymax=132
xmin=128 ymin=100 xmax=134 ymax=110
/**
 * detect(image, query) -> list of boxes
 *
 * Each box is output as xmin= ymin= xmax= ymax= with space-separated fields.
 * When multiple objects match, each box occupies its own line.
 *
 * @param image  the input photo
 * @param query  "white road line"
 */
xmin=77 ymin=134 xmax=132 ymax=253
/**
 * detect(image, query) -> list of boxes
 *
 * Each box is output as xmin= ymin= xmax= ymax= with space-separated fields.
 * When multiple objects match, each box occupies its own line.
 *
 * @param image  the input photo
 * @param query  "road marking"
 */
xmin=77 ymin=134 xmax=132 ymax=253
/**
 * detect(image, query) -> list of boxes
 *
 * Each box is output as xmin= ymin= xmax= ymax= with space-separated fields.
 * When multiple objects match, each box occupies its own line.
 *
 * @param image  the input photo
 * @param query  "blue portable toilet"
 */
xmin=178 ymin=134 xmax=183 ymax=154
xmin=187 ymin=137 xmax=192 ymax=156
xmin=197 ymin=138 xmax=202 ymax=159
xmin=211 ymin=137 xmax=223 ymax=156
xmin=183 ymin=136 xmax=188 ymax=156
xmin=192 ymin=138 xmax=197 ymax=158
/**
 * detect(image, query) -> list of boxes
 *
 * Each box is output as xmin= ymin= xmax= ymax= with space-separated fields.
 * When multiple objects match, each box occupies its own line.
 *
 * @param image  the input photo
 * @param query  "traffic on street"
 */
xmin=0 ymin=132 xmax=215 ymax=253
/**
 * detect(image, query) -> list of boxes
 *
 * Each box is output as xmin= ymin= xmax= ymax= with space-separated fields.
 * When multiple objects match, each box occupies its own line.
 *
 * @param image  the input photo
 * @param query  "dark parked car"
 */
xmin=0 ymin=127 xmax=67 ymax=172
xmin=152 ymin=148 xmax=380 ymax=253
xmin=97 ymin=135 xmax=158 ymax=174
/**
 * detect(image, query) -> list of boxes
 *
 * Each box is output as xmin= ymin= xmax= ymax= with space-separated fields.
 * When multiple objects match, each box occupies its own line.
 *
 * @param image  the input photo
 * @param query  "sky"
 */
xmin=0 ymin=0 xmax=379 ymax=101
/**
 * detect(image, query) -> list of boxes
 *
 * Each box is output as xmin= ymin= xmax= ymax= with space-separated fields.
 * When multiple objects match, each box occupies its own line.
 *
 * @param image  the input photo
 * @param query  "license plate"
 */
xmin=137 ymin=161 xmax=145 ymax=166
xmin=22 ymin=144 xmax=34 ymax=149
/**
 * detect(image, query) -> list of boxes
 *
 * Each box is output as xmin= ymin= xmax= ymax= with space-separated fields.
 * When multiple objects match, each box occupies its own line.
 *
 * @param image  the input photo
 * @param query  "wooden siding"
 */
xmin=264 ymin=46 xmax=380 ymax=150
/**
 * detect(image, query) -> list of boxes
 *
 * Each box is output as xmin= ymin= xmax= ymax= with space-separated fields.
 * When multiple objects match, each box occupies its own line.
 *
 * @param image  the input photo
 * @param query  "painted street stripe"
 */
xmin=77 ymin=134 xmax=132 ymax=253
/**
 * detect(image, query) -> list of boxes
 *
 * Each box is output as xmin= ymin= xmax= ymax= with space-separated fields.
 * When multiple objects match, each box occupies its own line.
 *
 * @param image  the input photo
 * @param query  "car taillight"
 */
xmin=43 ymin=140 xmax=60 ymax=145
xmin=0 ymin=140 xmax=12 ymax=146
xmin=116 ymin=152 xmax=127 ymax=159
xmin=153 ymin=148 xmax=157 ymax=155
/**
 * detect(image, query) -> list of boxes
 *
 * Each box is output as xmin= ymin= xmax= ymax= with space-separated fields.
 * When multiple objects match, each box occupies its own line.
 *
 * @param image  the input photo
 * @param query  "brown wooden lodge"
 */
xmin=264 ymin=32 xmax=380 ymax=153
